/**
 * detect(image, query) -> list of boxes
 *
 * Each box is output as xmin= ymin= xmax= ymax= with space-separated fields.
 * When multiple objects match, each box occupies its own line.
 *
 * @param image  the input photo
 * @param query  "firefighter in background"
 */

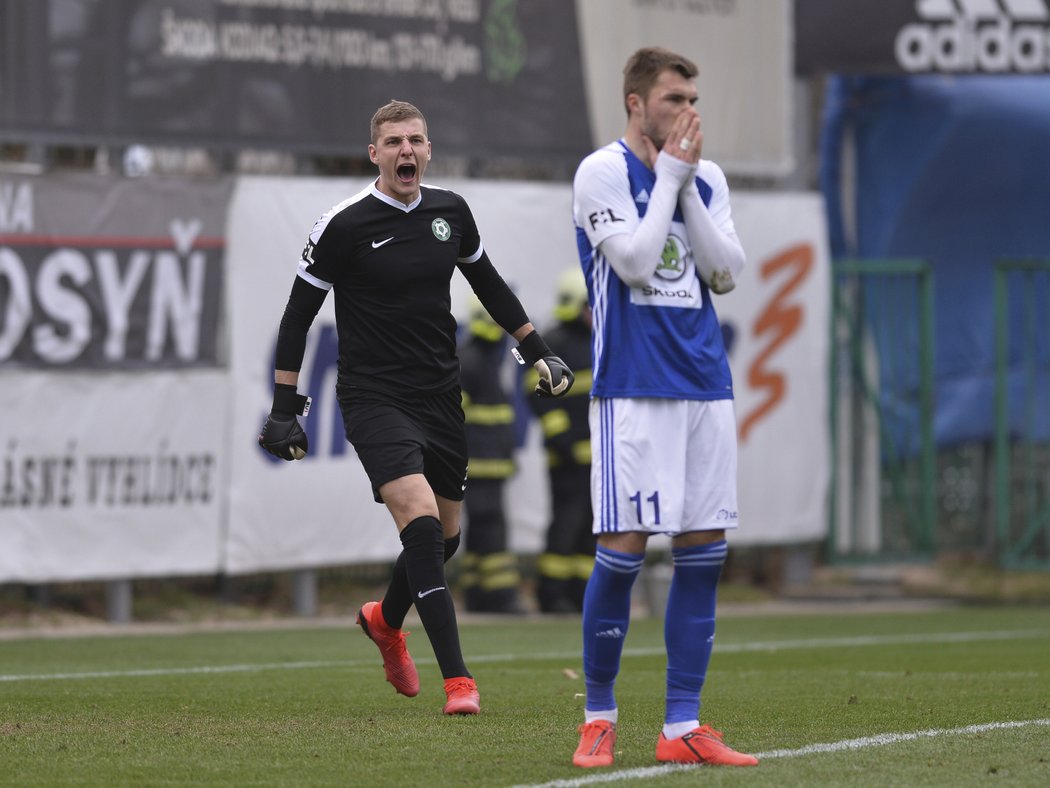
xmin=527 ymin=268 xmax=596 ymax=613
xmin=458 ymin=295 xmax=526 ymax=614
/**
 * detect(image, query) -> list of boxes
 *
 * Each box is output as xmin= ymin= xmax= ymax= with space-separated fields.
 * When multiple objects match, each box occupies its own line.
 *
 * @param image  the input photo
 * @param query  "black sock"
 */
xmin=382 ymin=530 xmax=461 ymax=629
xmin=443 ymin=531 xmax=460 ymax=561
xmin=398 ymin=516 xmax=469 ymax=679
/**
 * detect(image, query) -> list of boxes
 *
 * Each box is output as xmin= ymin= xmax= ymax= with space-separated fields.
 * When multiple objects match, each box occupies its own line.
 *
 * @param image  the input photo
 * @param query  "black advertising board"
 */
xmin=796 ymin=0 xmax=1050 ymax=75
xmin=0 ymin=0 xmax=592 ymax=159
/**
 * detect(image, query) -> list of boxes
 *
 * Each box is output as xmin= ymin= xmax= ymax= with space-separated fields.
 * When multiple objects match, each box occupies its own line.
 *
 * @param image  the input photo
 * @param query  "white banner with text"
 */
xmin=0 ymin=174 xmax=232 ymax=582
xmin=223 ymin=178 xmax=829 ymax=574
xmin=0 ymin=174 xmax=827 ymax=582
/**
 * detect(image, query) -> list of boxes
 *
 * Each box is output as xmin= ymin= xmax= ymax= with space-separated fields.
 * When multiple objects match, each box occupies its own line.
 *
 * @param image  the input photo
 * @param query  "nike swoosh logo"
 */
xmin=371 ymin=237 xmax=394 ymax=248
xmin=417 ymin=586 xmax=445 ymax=599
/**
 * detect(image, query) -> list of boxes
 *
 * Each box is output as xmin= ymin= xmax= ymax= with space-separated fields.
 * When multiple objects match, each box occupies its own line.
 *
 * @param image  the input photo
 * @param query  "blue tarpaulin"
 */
xmin=820 ymin=75 xmax=1050 ymax=446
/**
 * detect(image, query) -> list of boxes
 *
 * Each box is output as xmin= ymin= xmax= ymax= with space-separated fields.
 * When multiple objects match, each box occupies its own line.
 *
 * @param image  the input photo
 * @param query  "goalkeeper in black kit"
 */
xmin=258 ymin=100 xmax=573 ymax=716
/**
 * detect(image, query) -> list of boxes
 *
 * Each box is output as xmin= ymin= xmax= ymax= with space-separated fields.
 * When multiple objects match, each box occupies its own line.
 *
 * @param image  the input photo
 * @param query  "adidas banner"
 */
xmin=796 ymin=0 xmax=1050 ymax=75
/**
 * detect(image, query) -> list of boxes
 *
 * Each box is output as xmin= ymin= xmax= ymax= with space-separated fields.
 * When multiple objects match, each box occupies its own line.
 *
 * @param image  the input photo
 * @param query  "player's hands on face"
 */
xmin=666 ymin=109 xmax=702 ymax=163
xmin=641 ymin=109 xmax=702 ymax=173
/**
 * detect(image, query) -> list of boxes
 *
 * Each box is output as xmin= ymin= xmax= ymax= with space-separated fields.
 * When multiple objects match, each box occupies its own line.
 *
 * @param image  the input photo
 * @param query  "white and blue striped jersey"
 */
xmin=573 ymin=140 xmax=735 ymax=401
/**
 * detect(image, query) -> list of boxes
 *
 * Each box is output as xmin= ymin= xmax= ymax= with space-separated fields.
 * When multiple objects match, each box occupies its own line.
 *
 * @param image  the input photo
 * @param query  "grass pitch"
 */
xmin=2 ymin=604 xmax=1049 ymax=786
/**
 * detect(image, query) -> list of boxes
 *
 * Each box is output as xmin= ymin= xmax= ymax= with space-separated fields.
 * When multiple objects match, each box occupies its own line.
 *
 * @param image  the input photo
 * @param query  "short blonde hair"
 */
xmin=370 ymin=100 xmax=428 ymax=144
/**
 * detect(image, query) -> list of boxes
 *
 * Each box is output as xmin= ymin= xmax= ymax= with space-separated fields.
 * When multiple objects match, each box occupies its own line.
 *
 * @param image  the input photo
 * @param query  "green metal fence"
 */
xmin=830 ymin=258 xmax=1050 ymax=570
xmin=994 ymin=260 xmax=1050 ymax=569
xmin=829 ymin=260 xmax=936 ymax=563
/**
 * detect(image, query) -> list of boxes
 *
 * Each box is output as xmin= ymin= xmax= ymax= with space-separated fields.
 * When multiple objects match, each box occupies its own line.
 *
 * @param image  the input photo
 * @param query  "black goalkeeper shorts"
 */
xmin=337 ymin=384 xmax=468 ymax=503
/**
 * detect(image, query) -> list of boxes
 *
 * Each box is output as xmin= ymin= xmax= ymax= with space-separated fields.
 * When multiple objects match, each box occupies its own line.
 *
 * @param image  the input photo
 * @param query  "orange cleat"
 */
xmin=357 ymin=601 xmax=420 ymax=697
xmin=442 ymin=677 xmax=480 ymax=715
xmin=655 ymin=725 xmax=758 ymax=766
xmin=573 ymin=720 xmax=617 ymax=768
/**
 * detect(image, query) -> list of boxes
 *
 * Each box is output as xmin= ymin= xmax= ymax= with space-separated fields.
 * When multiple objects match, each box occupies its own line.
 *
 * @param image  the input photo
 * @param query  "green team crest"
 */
xmin=432 ymin=218 xmax=451 ymax=241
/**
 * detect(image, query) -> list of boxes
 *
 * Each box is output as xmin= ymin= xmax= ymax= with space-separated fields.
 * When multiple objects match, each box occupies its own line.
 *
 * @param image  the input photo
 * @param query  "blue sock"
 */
xmin=582 ymin=545 xmax=644 ymax=713
xmin=664 ymin=539 xmax=727 ymax=725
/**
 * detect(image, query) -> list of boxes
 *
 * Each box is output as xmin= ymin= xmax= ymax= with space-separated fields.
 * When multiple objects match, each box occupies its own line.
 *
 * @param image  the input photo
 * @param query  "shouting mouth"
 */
xmin=397 ymin=163 xmax=417 ymax=183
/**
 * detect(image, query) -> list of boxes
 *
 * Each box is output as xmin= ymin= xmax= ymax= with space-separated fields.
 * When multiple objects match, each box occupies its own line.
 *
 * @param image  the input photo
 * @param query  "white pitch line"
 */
xmin=0 ymin=660 xmax=354 ymax=683
xmin=1 ymin=628 xmax=1047 ymax=683
xmin=509 ymin=719 xmax=1050 ymax=788
xmin=755 ymin=718 xmax=1050 ymax=758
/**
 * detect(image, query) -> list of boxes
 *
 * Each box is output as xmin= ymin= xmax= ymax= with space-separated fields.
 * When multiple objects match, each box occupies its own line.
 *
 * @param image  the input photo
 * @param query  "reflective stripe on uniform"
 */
xmin=541 ymin=409 xmax=570 ymax=437
xmin=537 ymin=552 xmax=576 ymax=580
xmin=572 ymin=553 xmax=595 ymax=579
xmin=464 ymin=403 xmax=515 ymax=425
xmin=467 ymin=458 xmax=515 ymax=479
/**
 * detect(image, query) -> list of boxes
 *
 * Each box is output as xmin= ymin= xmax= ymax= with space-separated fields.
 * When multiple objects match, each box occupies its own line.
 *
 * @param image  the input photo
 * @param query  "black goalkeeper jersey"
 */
xmin=298 ymin=182 xmax=483 ymax=396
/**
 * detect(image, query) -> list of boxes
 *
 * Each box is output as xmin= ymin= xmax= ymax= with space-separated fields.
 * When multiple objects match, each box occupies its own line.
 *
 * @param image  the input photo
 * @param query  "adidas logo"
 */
xmin=595 ymin=626 xmax=625 ymax=639
xmin=896 ymin=0 xmax=1050 ymax=73
xmin=634 ymin=189 xmax=649 ymax=204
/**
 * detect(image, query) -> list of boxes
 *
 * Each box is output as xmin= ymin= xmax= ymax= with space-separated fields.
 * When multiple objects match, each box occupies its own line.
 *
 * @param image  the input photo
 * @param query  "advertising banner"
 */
xmin=224 ymin=176 xmax=829 ymax=573
xmin=576 ymin=0 xmax=794 ymax=176
xmin=718 ymin=192 xmax=831 ymax=545
xmin=796 ymin=0 xmax=1050 ymax=75
xmin=0 ymin=173 xmax=233 ymax=582
xmin=224 ymin=176 xmax=395 ymax=574
xmin=223 ymin=175 xmax=582 ymax=573
xmin=0 ymin=174 xmax=229 ymax=369
xmin=0 ymin=372 xmax=228 ymax=582
xmin=0 ymin=0 xmax=592 ymax=161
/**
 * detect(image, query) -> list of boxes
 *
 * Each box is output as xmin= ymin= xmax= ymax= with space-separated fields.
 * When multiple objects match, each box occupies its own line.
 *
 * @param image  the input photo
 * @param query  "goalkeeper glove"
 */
xmin=258 ymin=383 xmax=311 ymax=460
xmin=513 ymin=331 xmax=574 ymax=398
